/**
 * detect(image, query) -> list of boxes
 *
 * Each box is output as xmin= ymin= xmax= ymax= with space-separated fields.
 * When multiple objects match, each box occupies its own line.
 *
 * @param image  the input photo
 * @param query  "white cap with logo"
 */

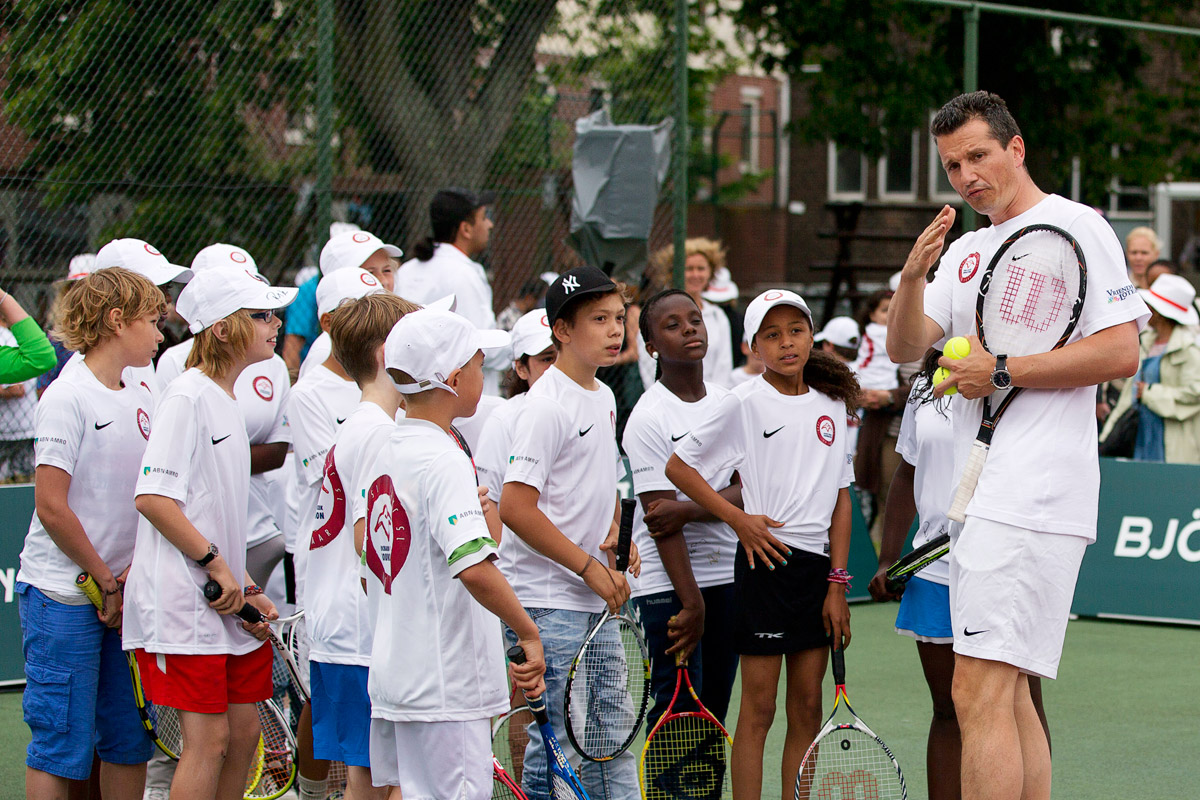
xmin=319 ymin=230 xmax=402 ymax=276
xmin=316 ymin=268 xmax=386 ymax=317
xmin=191 ymin=243 xmax=258 ymax=275
xmin=814 ymin=316 xmax=861 ymax=350
xmin=66 ymin=254 xmax=97 ymax=281
xmin=95 ymin=239 xmax=193 ymax=285
xmin=384 ymin=308 xmax=510 ymax=396
xmin=177 ymin=266 xmax=298 ymax=334
xmin=743 ymin=289 xmax=814 ymax=344
xmin=511 ymin=309 xmax=553 ymax=358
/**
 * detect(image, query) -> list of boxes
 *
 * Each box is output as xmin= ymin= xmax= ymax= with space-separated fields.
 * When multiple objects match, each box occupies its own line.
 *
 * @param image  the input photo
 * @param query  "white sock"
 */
xmin=298 ymin=775 xmax=326 ymax=800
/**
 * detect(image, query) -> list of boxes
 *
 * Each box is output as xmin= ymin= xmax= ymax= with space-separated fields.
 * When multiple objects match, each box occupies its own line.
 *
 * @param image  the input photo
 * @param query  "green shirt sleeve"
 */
xmin=0 ymin=317 xmax=58 ymax=384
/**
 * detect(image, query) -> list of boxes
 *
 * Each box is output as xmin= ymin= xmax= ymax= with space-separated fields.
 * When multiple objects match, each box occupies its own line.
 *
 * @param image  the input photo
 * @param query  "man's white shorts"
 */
xmin=950 ymin=516 xmax=1088 ymax=680
xmin=369 ymin=717 xmax=492 ymax=799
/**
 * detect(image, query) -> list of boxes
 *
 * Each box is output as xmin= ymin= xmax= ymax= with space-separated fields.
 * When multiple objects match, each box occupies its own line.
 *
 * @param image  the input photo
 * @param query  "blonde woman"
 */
xmin=1125 ymin=226 xmax=1161 ymax=289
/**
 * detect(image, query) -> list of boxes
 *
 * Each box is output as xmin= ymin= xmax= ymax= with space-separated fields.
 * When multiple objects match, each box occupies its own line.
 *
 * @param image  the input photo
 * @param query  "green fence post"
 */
xmin=962 ymin=4 xmax=980 ymax=231
xmin=673 ymin=0 xmax=689 ymax=290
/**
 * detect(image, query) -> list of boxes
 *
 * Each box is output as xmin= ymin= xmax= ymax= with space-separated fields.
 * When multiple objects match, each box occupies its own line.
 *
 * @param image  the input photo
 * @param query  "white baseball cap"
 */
xmin=814 ymin=316 xmax=861 ymax=350
xmin=1140 ymin=273 xmax=1199 ymax=327
xmin=95 ymin=238 xmax=193 ymax=285
xmin=177 ymin=266 xmax=298 ymax=334
xmin=511 ymin=309 xmax=553 ymax=358
xmin=294 ymin=265 xmax=319 ymax=287
xmin=702 ymin=267 xmax=739 ymax=304
xmin=319 ymin=230 xmax=402 ymax=276
xmin=316 ymin=268 xmax=386 ymax=317
xmin=191 ymin=243 xmax=258 ymax=275
xmin=384 ymin=308 xmax=510 ymax=396
xmin=889 ymin=271 xmax=903 ymax=292
xmin=744 ymin=289 xmax=814 ymax=344
xmin=66 ymin=253 xmax=96 ymax=281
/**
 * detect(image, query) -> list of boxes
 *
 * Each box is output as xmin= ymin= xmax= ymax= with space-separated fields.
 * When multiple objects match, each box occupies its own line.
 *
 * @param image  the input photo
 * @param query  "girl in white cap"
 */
xmin=122 ymin=266 xmax=295 ymax=800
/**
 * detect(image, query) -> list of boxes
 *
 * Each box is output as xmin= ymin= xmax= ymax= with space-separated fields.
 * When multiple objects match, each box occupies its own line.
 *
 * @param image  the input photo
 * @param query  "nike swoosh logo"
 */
xmin=963 ymin=627 xmax=989 ymax=637
xmin=1012 ymin=253 xmax=1030 ymax=261
xmin=578 ymin=425 xmax=593 ymax=437
xmin=211 ymin=434 xmax=231 ymax=445
xmin=94 ymin=421 xmax=113 ymax=430
xmin=670 ymin=432 xmax=689 ymax=442
xmin=763 ymin=426 xmax=784 ymax=438
xmin=336 ymin=417 xmax=347 ymax=425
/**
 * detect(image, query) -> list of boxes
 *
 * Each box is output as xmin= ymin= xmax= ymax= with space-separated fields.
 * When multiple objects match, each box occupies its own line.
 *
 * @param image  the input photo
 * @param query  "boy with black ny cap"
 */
xmin=395 ymin=187 xmax=507 ymax=393
xmin=499 ymin=266 xmax=643 ymax=800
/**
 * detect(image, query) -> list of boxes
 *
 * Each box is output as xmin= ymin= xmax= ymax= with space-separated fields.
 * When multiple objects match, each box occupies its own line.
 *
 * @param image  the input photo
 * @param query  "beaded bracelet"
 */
xmin=827 ymin=568 xmax=853 ymax=589
xmin=243 ymin=584 xmax=264 ymax=597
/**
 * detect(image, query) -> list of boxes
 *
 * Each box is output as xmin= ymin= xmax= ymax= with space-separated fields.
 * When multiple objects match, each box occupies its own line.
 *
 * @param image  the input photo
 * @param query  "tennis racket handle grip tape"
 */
xmin=202 ymin=579 xmax=264 ymax=624
xmin=947 ymin=440 xmax=989 ymax=522
xmin=616 ymin=498 xmax=635 ymax=572
xmin=830 ymin=646 xmax=846 ymax=685
xmin=506 ymin=646 xmax=551 ymax=723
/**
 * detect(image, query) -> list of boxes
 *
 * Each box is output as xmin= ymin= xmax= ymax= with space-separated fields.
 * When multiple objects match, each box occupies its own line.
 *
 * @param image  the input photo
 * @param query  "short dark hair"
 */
xmin=930 ymin=91 xmax=1022 ymax=148
xmin=550 ymin=283 xmax=631 ymax=349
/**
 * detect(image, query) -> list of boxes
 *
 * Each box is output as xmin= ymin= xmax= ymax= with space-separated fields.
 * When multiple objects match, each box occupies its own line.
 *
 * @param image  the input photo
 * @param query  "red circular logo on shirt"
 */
xmin=143 ymin=243 xmax=161 ymax=257
xmin=137 ymin=409 xmax=151 ymax=440
xmin=230 ymin=252 xmax=247 ymax=264
xmin=815 ymin=415 xmax=836 ymax=446
xmin=360 ymin=272 xmax=379 ymax=286
xmin=365 ymin=474 xmax=411 ymax=595
xmin=763 ymin=290 xmax=784 ymax=301
xmin=253 ymin=376 xmax=273 ymax=401
xmin=352 ymin=232 xmax=371 ymax=244
xmin=959 ymin=253 xmax=981 ymax=283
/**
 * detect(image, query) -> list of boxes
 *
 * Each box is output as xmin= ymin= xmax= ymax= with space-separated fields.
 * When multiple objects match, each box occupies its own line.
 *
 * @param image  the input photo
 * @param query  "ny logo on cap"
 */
xmin=562 ymin=275 xmax=580 ymax=294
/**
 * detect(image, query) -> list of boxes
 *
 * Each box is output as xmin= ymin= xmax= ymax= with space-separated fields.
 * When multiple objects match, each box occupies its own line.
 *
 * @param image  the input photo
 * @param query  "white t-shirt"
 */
xmin=0 ymin=326 xmax=36 ymax=441
xmin=728 ymin=365 xmax=758 ymax=387
xmin=297 ymin=331 xmax=331 ymax=381
xmin=473 ymin=393 xmax=526 ymax=579
xmin=158 ymin=341 xmax=291 ymax=548
xmin=453 ymin=394 xmax=504 ymax=457
xmin=503 ymin=366 xmax=621 ymax=613
xmin=923 ymin=194 xmax=1149 ymax=541
xmin=622 ymin=381 xmax=737 ymax=597
xmin=636 ymin=300 xmax=734 ymax=390
xmin=285 ymin=365 xmax=362 ymax=605
xmin=675 ymin=376 xmax=855 ymax=557
xmin=18 ymin=358 xmax=154 ymax=598
xmin=123 ymin=369 xmax=257 ymax=655
xmin=306 ymin=402 xmax=394 ymax=666
xmin=894 ymin=380 xmax=955 ymax=585
xmin=67 ymin=350 xmax=158 ymax=402
xmin=853 ymin=322 xmax=899 ymax=391
xmin=361 ymin=418 xmax=506 ymax=722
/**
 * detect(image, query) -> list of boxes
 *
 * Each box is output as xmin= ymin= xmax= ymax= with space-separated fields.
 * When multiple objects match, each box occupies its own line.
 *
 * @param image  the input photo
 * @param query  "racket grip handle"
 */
xmin=203 ymin=579 xmax=264 ymax=624
xmin=506 ymin=645 xmax=526 ymax=665
xmin=616 ymin=498 xmax=635 ymax=572
xmin=506 ymin=646 xmax=551 ymax=722
xmin=947 ymin=441 xmax=988 ymax=522
xmin=830 ymin=645 xmax=846 ymax=685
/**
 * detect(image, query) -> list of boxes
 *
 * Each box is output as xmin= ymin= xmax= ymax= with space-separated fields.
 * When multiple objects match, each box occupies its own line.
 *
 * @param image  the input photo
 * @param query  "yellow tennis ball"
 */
xmin=943 ymin=337 xmax=971 ymax=360
xmin=933 ymin=366 xmax=957 ymax=395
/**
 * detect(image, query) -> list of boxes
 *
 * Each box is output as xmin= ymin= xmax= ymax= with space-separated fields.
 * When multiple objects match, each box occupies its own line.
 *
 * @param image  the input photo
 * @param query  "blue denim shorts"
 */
xmin=894 ymin=576 xmax=953 ymax=643
xmin=310 ymin=660 xmax=371 ymax=767
xmin=18 ymin=582 xmax=154 ymax=780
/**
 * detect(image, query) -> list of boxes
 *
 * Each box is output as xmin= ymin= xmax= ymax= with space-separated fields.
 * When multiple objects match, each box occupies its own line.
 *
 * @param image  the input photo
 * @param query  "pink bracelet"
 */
xmin=828 ymin=568 xmax=853 ymax=589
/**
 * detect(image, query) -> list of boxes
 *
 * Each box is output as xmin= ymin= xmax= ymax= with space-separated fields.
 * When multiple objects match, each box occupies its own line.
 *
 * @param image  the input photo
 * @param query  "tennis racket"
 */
xmin=883 ymin=532 xmax=951 ymax=595
xmin=76 ymin=572 xmax=184 ymax=760
xmin=203 ymin=581 xmax=310 ymax=703
xmin=493 ymin=705 xmax=533 ymax=799
xmin=507 ymin=645 xmax=591 ymax=800
xmin=946 ymin=224 xmax=1087 ymax=522
xmin=793 ymin=646 xmax=906 ymax=800
xmin=639 ymin=652 xmax=732 ymax=800
xmin=244 ymin=698 xmax=298 ymax=799
xmin=565 ymin=498 xmax=650 ymax=762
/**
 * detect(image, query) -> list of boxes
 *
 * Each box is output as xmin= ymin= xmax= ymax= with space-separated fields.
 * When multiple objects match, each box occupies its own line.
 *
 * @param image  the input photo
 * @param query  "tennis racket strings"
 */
xmin=641 ymin=712 xmax=730 ymax=800
xmin=566 ymin=614 xmax=649 ymax=760
xmin=981 ymin=227 xmax=1083 ymax=356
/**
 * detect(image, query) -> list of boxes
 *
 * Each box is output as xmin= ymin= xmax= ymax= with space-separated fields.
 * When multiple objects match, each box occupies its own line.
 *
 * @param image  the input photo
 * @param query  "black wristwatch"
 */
xmin=991 ymin=354 xmax=1012 ymax=390
xmin=195 ymin=542 xmax=219 ymax=567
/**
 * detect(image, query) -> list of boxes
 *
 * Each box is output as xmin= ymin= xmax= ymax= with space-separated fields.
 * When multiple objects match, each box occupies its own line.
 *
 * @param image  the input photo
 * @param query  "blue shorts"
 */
xmin=894 ymin=576 xmax=953 ymax=644
xmin=310 ymin=660 xmax=371 ymax=767
xmin=18 ymin=583 xmax=154 ymax=780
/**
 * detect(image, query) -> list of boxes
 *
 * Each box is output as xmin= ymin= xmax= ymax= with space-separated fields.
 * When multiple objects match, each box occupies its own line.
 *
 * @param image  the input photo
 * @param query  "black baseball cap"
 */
xmin=545 ymin=266 xmax=618 ymax=325
xmin=430 ymin=187 xmax=496 ymax=238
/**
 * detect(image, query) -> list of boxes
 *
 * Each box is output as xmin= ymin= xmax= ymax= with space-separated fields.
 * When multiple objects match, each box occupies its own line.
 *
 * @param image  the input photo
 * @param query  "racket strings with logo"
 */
xmin=947 ymin=224 xmax=1086 ymax=522
xmin=639 ymin=652 xmax=733 ymax=800
xmin=565 ymin=498 xmax=651 ymax=762
xmin=884 ymin=532 xmax=951 ymax=595
xmin=492 ymin=705 xmax=534 ymax=800
xmin=508 ymin=646 xmax=591 ymax=800
xmin=793 ymin=647 xmax=906 ymax=800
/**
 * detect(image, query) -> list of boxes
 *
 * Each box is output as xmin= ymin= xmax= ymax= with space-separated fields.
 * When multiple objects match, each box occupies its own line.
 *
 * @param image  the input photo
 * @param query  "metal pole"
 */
xmin=912 ymin=0 xmax=1200 ymax=39
xmin=673 ymin=0 xmax=688 ymax=290
xmin=961 ymin=4 xmax=980 ymax=231
xmin=315 ymin=0 xmax=334 ymax=251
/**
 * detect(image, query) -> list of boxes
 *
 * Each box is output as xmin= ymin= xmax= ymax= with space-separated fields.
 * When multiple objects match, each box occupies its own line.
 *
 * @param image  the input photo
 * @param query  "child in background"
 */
xmin=728 ymin=332 xmax=765 ymax=387
xmin=361 ymin=307 xmax=544 ymax=800
xmin=853 ymin=290 xmax=904 ymax=544
xmin=17 ymin=268 xmax=164 ymax=800
xmin=665 ymin=289 xmax=859 ymax=800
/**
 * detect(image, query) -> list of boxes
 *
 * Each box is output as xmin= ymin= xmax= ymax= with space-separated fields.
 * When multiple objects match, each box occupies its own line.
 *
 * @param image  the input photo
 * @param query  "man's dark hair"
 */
xmin=930 ymin=91 xmax=1022 ymax=148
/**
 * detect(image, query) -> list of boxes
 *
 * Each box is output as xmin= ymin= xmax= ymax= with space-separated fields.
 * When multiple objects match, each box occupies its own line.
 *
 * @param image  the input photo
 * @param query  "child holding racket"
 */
xmin=123 ymin=266 xmax=295 ymax=800
xmin=16 ymin=267 xmax=164 ymax=799
xmin=359 ymin=307 xmax=544 ymax=800
xmin=623 ymin=288 xmax=741 ymax=729
xmin=499 ymin=266 xmax=642 ymax=800
xmin=665 ymin=289 xmax=859 ymax=800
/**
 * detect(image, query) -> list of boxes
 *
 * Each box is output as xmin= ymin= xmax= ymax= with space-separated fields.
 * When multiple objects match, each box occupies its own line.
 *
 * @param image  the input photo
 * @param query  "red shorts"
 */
xmin=135 ymin=644 xmax=273 ymax=713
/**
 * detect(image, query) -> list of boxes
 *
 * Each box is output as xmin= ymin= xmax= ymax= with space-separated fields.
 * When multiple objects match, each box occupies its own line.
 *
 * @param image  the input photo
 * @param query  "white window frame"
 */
xmin=878 ymin=129 xmax=919 ymax=202
xmin=738 ymin=86 xmax=762 ymax=174
xmin=827 ymin=141 xmax=867 ymax=201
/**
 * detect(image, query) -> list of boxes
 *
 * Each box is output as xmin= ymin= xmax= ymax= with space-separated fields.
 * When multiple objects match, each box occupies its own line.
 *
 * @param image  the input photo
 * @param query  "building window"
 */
xmin=828 ymin=141 xmax=867 ymax=201
xmin=928 ymin=114 xmax=961 ymax=203
xmin=878 ymin=129 xmax=918 ymax=201
xmin=739 ymin=86 xmax=762 ymax=174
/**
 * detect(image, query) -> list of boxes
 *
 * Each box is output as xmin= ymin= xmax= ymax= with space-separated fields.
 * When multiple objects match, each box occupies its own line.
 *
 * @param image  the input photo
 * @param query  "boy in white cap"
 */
xmin=123 ymin=266 xmax=294 ymax=800
xmin=360 ymin=307 xmax=544 ymax=800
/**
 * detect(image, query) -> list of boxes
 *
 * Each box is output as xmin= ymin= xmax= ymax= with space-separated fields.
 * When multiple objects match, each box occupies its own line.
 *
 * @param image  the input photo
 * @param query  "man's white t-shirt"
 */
xmin=306 ymin=402 xmax=395 ymax=666
xmin=297 ymin=332 xmax=331 ymax=381
xmin=503 ymin=366 xmax=620 ymax=613
xmin=622 ymin=381 xmax=737 ymax=598
xmin=18 ymin=358 xmax=154 ymax=598
xmin=67 ymin=350 xmax=158 ymax=402
xmin=158 ymin=341 xmax=291 ymax=548
xmin=123 ymin=369 xmax=258 ymax=655
xmin=285 ymin=364 xmax=362 ymax=605
xmin=923 ymin=194 xmax=1149 ymax=541
xmin=361 ymin=418 xmax=506 ymax=722
xmin=674 ymin=376 xmax=855 ymax=557
xmin=895 ymin=381 xmax=955 ymax=585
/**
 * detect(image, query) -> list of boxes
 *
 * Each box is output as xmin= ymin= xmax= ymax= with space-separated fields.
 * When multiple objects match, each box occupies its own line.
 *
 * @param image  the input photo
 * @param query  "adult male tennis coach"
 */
xmin=887 ymin=91 xmax=1148 ymax=800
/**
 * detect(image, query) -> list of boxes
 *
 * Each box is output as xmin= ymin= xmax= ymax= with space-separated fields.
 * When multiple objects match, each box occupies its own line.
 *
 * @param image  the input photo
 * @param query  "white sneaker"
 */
xmin=143 ymin=787 xmax=170 ymax=800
